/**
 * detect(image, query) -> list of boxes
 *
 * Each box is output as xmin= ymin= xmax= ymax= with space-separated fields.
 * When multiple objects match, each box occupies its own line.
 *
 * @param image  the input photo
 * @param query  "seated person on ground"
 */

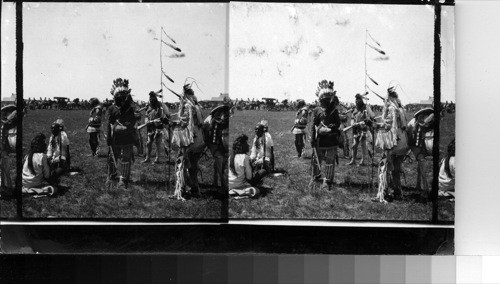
xmin=22 ymin=133 xmax=61 ymax=196
xmin=47 ymin=119 xmax=70 ymax=174
xmin=228 ymin=134 xmax=259 ymax=199
xmin=249 ymin=121 xmax=274 ymax=184
xmin=438 ymin=139 xmax=455 ymax=201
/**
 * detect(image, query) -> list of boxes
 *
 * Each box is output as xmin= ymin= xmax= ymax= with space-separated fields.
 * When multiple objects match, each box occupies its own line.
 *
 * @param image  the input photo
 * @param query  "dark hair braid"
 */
xmin=27 ymin=133 xmax=47 ymax=176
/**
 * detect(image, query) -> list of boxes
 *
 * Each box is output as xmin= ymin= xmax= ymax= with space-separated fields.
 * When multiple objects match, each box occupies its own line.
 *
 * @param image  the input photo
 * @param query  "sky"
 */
xmin=229 ymin=3 xmax=455 ymax=104
xmin=1 ymin=3 xmax=228 ymax=103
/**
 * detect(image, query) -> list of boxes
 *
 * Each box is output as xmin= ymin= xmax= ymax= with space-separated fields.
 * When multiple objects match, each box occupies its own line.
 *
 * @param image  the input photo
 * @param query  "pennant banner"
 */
xmin=368 ymin=32 xmax=381 ymax=47
xmin=161 ymin=28 xmax=177 ymax=44
xmin=162 ymin=40 xmax=182 ymax=52
xmin=366 ymin=73 xmax=379 ymax=86
xmin=161 ymin=70 xmax=175 ymax=83
xmin=367 ymin=43 xmax=386 ymax=55
xmin=165 ymin=86 xmax=181 ymax=98
xmin=366 ymin=84 xmax=384 ymax=101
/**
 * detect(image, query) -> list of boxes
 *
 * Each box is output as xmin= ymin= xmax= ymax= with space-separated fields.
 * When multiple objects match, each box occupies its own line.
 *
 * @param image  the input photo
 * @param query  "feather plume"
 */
xmin=367 ymin=43 xmax=386 ymax=55
xmin=162 ymin=40 xmax=182 ymax=52
xmin=161 ymin=28 xmax=177 ymax=44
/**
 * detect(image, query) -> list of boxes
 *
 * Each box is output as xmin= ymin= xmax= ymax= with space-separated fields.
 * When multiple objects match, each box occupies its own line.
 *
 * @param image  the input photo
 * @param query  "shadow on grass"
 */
xmin=256 ymin=186 xmax=274 ymax=198
xmin=132 ymin=179 xmax=169 ymax=187
xmin=271 ymin=168 xmax=288 ymax=175
xmin=202 ymin=190 xmax=226 ymax=201
xmin=402 ymin=186 xmax=430 ymax=204
xmin=55 ymin=185 xmax=71 ymax=197
xmin=68 ymin=167 xmax=84 ymax=173
xmin=0 ymin=187 xmax=17 ymax=201
xmin=199 ymin=183 xmax=217 ymax=189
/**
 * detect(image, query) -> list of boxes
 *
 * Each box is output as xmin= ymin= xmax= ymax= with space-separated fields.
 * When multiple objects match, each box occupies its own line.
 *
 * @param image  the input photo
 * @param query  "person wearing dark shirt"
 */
xmin=310 ymin=80 xmax=341 ymax=191
xmin=107 ymin=78 xmax=139 ymax=188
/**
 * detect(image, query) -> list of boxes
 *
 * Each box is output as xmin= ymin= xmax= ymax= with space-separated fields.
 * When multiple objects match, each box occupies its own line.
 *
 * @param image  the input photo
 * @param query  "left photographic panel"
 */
xmin=11 ymin=2 xmax=229 ymax=219
xmin=1 ymin=2 xmax=19 ymax=218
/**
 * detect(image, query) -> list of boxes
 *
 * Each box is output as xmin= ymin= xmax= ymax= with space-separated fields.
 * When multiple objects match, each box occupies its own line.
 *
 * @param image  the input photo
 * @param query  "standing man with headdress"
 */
xmin=143 ymin=91 xmax=170 ymax=164
xmin=373 ymin=86 xmax=409 ymax=202
xmin=347 ymin=93 xmax=375 ymax=166
xmin=107 ymin=78 xmax=139 ymax=188
xmin=87 ymin=97 xmax=103 ymax=157
xmin=292 ymin=99 xmax=309 ymax=158
xmin=309 ymin=80 xmax=341 ymax=191
xmin=171 ymin=83 xmax=205 ymax=198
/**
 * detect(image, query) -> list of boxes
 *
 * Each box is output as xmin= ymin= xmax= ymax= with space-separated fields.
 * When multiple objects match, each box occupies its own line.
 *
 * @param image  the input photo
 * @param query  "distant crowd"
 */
xmin=228 ymin=97 xmax=456 ymax=115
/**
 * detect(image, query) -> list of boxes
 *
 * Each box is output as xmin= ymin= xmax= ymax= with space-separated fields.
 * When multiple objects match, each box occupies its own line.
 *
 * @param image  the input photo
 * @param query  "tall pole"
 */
xmin=160 ymin=26 xmax=163 ymax=104
xmin=432 ymin=1 xmax=441 ymax=223
xmin=364 ymin=29 xmax=367 ymax=94
xmin=161 ymin=26 xmax=171 ymax=190
xmin=15 ymin=1 xmax=24 ymax=219
xmin=365 ymin=29 xmax=375 ymax=190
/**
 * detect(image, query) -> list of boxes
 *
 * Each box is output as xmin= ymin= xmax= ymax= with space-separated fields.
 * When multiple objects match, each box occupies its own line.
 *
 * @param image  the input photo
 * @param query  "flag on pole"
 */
xmin=366 ymin=84 xmax=383 ymax=100
xmin=367 ymin=43 xmax=386 ymax=55
xmin=161 ymin=28 xmax=177 ymax=44
xmin=162 ymin=40 xmax=182 ymax=52
xmin=161 ymin=70 xmax=175 ymax=83
xmin=366 ymin=73 xmax=379 ymax=86
xmin=165 ymin=86 xmax=181 ymax=98
xmin=368 ymin=32 xmax=381 ymax=47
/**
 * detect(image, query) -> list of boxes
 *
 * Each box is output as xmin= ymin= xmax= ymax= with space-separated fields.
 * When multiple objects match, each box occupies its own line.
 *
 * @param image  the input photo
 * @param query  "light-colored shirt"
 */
xmin=439 ymin=156 xmax=455 ymax=192
xmin=228 ymin=154 xmax=252 ymax=190
xmin=22 ymin=153 xmax=50 ymax=189
xmin=250 ymin=132 xmax=273 ymax=162
xmin=47 ymin=131 xmax=69 ymax=162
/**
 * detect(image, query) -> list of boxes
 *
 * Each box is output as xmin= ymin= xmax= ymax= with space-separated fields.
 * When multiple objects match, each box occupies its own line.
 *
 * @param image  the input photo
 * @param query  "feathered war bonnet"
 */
xmin=315 ymin=80 xmax=335 ymax=100
xmin=315 ymin=80 xmax=338 ymax=107
xmin=110 ymin=78 xmax=132 ymax=105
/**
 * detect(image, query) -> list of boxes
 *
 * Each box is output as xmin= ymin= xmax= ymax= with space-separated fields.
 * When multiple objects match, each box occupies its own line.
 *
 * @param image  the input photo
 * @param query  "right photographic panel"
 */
xmin=228 ymin=2 xmax=454 ymax=222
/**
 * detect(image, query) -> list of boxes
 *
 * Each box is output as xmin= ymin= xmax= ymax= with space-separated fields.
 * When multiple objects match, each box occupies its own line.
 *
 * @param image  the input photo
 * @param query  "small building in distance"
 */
xmin=211 ymin=93 xmax=230 ymax=102
xmin=419 ymin=96 xmax=433 ymax=107
xmin=199 ymin=93 xmax=230 ymax=109
xmin=1 ymin=93 xmax=16 ymax=107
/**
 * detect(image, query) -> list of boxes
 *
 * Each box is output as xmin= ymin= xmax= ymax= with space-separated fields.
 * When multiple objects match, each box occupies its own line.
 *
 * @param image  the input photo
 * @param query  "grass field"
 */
xmin=229 ymin=109 xmax=455 ymax=222
xmin=1 ymin=109 xmax=222 ymax=219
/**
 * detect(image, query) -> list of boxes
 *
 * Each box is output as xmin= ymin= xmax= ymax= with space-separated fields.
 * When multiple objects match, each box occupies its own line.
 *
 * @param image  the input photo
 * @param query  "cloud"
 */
xmin=281 ymin=37 xmax=303 ymax=56
xmin=335 ymin=19 xmax=350 ymax=26
xmin=373 ymin=56 xmax=390 ymax=61
xmin=234 ymin=46 xmax=266 ymax=57
xmin=310 ymin=46 xmax=324 ymax=60
xmin=248 ymin=46 xmax=266 ymax=57
xmin=62 ymin=38 xmax=68 ymax=47
xmin=234 ymin=47 xmax=247 ymax=57
xmin=168 ymin=53 xmax=186 ymax=58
